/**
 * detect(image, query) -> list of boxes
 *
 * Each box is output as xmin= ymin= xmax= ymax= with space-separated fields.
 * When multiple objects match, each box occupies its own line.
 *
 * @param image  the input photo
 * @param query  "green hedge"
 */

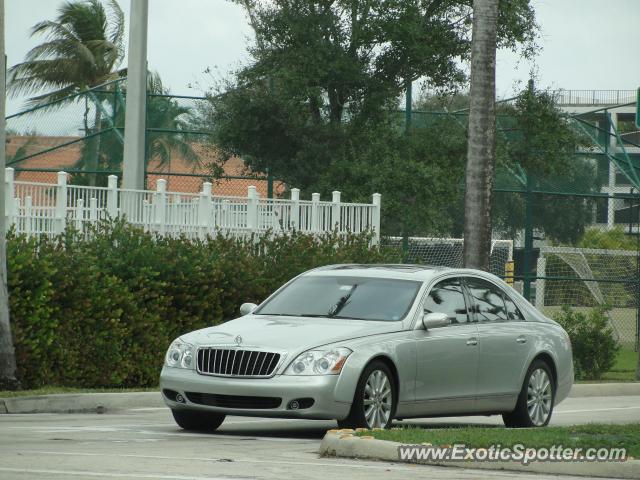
xmin=7 ymin=220 xmax=398 ymax=389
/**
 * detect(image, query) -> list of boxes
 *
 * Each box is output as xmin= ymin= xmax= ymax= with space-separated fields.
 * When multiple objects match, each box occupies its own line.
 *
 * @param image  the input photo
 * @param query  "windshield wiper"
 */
xmin=328 ymin=285 xmax=358 ymax=317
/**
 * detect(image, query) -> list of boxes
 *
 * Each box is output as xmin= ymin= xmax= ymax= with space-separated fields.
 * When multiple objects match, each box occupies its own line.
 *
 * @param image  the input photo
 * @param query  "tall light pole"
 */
xmin=122 ymin=0 xmax=148 ymax=190
xmin=0 ymin=0 xmax=19 ymax=389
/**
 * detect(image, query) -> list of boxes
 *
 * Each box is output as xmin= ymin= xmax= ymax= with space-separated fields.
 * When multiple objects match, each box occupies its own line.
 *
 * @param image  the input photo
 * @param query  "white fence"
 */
xmin=4 ymin=169 xmax=382 ymax=243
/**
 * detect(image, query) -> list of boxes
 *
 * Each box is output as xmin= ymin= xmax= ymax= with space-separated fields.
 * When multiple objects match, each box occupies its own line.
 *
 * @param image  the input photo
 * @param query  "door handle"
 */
xmin=466 ymin=337 xmax=478 ymax=346
xmin=516 ymin=336 xmax=527 ymax=344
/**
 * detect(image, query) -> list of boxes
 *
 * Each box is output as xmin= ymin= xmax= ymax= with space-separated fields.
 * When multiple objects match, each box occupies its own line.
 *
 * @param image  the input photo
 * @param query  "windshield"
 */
xmin=254 ymin=276 xmax=421 ymax=321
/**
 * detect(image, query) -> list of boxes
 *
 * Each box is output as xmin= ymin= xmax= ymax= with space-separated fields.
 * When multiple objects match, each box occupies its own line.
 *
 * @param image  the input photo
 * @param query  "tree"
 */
xmin=462 ymin=0 xmax=500 ymax=271
xmin=71 ymin=72 xmax=202 ymax=186
xmin=208 ymin=0 xmax=537 ymax=191
xmin=491 ymin=84 xmax=596 ymax=244
xmin=7 ymin=0 xmax=126 ymax=185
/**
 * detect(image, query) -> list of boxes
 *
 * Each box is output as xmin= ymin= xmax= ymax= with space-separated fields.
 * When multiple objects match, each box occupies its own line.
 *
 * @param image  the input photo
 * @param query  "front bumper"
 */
xmin=160 ymin=367 xmax=351 ymax=420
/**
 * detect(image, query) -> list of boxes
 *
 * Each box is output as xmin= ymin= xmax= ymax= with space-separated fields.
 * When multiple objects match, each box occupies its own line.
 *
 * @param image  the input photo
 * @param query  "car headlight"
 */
xmin=285 ymin=347 xmax=352 ymax=375
xmin=164 ymin=339 xmax=194 ymax=369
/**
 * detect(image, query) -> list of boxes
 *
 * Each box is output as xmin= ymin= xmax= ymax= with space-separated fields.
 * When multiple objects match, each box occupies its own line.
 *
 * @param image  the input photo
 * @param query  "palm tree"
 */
xmin=72 ymin=72 xmax=201 ymax=186
xmin=462 ymin=0 xmax=500 ymax=271
xmin=7 ymin=0 xmax=126 ymax=185
xmin=144 ymin=73 xmax=201 ymax=171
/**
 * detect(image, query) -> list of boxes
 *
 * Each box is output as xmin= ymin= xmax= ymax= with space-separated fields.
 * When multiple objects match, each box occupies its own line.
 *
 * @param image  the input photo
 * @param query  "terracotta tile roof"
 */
xmin=5 ymin=135 xmax=285 ymax=197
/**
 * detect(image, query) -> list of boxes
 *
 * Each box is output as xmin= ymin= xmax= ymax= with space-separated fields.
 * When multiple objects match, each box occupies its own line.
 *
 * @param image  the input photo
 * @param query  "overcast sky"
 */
xmin=5 ymin=0 xmax=640 ymax=115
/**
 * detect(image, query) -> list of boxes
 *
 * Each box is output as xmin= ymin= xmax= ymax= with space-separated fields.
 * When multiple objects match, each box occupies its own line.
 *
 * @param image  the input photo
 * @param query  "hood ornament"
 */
xmin=234 ymin=335 xmax=243 ymax=346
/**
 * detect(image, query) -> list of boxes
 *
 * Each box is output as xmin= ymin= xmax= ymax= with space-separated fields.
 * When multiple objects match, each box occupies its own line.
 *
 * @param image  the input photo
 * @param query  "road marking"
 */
xmin=0 ymin=467 xmax=248 ymax=479
xmin=556 ymin=405 xmax=640 ymax=414
xmin=18 ymin=450 xmax=428 ymax=472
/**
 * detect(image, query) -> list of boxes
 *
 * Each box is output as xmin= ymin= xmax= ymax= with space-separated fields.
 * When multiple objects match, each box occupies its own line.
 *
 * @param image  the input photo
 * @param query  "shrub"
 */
xmin=553 ymin=305 xmax=620 ymax=380
xmin=7 ymin=220 xmax=397 ymax=389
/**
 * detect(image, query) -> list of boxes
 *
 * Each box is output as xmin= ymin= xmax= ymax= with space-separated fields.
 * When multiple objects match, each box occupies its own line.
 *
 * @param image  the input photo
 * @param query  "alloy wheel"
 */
xmin=363 ymin=369 xmax=392 ymax=428
xmin=527 ymin=368 xmax=553 ymax=426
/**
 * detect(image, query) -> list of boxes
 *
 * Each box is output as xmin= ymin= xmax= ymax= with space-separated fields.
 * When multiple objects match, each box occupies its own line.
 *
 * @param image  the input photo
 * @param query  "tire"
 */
xmin=503 ymin=359 xmax=555 ymax=428
xmin=171 ymin=409 xmax=226 ymax=432
xmin=338 ymin=360 xmax=397 ymax=429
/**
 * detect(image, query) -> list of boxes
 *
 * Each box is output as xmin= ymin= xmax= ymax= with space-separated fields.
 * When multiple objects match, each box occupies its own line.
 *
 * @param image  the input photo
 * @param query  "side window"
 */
xmin=503 ymin=293 xmax=525 ymax=321
xmin=424 ymin=279 xmax=469 ymax=324
xmin=465 ymin=278 xmax=508 ymax=323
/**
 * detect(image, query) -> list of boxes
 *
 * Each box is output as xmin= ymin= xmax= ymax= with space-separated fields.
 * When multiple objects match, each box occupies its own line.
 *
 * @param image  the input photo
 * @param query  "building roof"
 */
xmin=6 ymin=135 xmax=285 ymax=198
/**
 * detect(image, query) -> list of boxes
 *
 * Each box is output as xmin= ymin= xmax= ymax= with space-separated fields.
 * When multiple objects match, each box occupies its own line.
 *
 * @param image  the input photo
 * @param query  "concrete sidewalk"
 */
xmin=319 ymin=430 xmax=640 ymax=479
xmin=0 ymin=391 xmax=164 ymax=414
xmin=1 ymin=382 xmax=639 ymax=415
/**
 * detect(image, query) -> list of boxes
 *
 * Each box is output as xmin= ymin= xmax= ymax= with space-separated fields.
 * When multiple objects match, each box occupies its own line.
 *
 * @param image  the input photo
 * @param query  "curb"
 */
xmin=319 ymin=431 xmax=640 ymax=479
xmin=570 ymin=383 xmax=640 ymax=397
xmin=0 ymin=382 xmax=638 ymax=415
xmin=0 ymin=392 xmax=165 ymax=414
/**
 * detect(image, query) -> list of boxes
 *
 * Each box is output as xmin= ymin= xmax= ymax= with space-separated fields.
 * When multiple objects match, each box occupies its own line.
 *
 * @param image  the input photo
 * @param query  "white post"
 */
xmin=222 ymin=199 xmax=231 ymax=232
xmin=372 ymin=193 xmax=382 ymax=245
xmin=122 ymin=0 xmax=149 ymax=190
xmin=55 ymin=171 xmax=68 ymax=234
xmin=155 ymin=179 xmax=166 ymax=235
xmin=535 ymin=254 xmax=546 ymax=311
xmin=247 ymin=185 xmax=258 ymax=231
xmin=311 ymin=193 xmax=320 ymax=232
xmin=24 ymin=196 xmax=32 ymax=237
xmin=331 ymin=191 xmax=341 ymax=231
xmin=89 ymin=197 xmax=98 ymax=222
xmin=107 ymin=175 xmax=118 ymax=218
xmin=142 ymin=199 xmax=150 ymax=231
xmin=13 ymin=198 xmax=20 ymax=234
xmin=4 ymin=168 xmax=14 ymax=231
xmin=75 ymin=198 xmax=84 ymax=231
xmin=290 ymin=188 xmax=300 ymax=230
xmin=199 ymin=182 xmax=213 ymax=238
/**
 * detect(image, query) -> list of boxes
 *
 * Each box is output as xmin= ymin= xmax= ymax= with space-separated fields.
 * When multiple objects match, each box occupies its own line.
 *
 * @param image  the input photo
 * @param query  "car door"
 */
xmin=413 ymin=277 xmax=480 ymax=414
xmin=464 ymin=277 xmax=532 ymax=410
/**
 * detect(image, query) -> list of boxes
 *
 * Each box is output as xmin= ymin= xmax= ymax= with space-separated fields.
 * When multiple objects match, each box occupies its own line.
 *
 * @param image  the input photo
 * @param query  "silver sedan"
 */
xmin=160 ymin=264 xmax=574 ymax=430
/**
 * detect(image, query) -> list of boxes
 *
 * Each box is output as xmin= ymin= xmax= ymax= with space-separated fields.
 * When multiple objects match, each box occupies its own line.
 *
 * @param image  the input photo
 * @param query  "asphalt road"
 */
xmin=1 ymin=395 xmax=639 ymax=480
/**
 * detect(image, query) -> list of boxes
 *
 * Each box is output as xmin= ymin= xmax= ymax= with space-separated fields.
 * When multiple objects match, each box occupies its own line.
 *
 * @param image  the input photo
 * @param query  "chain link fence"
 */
xmin=6 ymin=78 xmax=278 ymax=196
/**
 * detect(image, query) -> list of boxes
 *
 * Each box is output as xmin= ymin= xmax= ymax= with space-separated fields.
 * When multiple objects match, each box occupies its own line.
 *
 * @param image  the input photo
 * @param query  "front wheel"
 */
xmin=171 ymin=409 xmax=226 ymax=432
xmin=503 ymin=359 xmax=555 ymax=428
xmin=338 ymin=360 xmax=397 ymax=429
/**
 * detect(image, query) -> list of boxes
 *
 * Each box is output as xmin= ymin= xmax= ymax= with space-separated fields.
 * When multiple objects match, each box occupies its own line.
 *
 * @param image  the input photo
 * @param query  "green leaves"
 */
xmin=554 ymin=305 xmax=620 ymax=380
xmin=7 ymin=221 xmax=395 ymax=388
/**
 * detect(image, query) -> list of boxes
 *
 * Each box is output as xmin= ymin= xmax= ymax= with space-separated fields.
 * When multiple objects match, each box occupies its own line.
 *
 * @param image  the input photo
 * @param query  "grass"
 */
xmin=577 ymin=347 xmax=638 ymax=383
xmin=603 ymin=348 xmax=638 ymax=381
xmin=356 ymin=423 xmax=640 ymax=458
xmin=0 ymin=386 xmax=158 ymax=398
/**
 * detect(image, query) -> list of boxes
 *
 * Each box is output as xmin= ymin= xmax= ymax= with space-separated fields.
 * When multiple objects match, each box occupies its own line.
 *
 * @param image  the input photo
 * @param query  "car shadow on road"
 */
xmin=194 ymin=419 xmax=502 ymax=440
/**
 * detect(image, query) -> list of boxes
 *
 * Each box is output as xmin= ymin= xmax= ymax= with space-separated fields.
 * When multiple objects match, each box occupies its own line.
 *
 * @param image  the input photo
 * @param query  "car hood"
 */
xmin=180 ymin=315 xmax=404 ymax=353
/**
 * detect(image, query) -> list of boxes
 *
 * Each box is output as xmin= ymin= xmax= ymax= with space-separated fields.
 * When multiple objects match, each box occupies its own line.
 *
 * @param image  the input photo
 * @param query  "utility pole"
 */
xmin=122 ymin=0 xmax=148 ymax=190
xmin=0 ymin=0 xmax=19 ymax=389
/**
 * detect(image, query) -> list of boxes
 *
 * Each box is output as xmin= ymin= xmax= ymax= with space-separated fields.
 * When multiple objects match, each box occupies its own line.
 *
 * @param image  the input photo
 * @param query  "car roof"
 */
xmin=305 ymin=264 xmax=497 ymax=282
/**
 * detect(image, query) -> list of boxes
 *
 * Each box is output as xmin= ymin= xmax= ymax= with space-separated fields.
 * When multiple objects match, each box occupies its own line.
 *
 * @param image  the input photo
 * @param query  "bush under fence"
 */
xmin=7 ymin=220 xmax=398 ymax=389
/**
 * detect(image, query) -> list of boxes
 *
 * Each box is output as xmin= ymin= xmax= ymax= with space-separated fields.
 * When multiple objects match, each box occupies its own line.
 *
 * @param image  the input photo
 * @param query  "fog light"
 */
xmin=176 ymin=393 xmax=185 ymax=403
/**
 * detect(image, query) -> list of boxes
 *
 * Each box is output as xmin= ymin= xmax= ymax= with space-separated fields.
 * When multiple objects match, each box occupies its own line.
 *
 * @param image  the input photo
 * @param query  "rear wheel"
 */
xmin=338 ymin=360 xmax=396 ymax=429
xmin=503 ymin=359 xmax=555 ymax=428
xmin=171 ymin=409 xmax=226 ymax=431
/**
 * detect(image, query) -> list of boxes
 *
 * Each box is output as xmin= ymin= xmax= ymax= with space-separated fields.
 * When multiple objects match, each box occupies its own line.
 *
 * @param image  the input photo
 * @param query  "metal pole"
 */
xmin=523 ymin=175 xmax=534 ymax=301
xmin=635 ymin=186 xmax=640 ymax=354
xmin=402 ymin=79 xmax=412 ymax=256
xmin=266 ymin=168 xmax=273 ymax=199
xmin=0 ymin=0 xmax=19 ymax=389
xmin=405 ymin=80 xmax=412 ymax=133
xmin=122 ymin=0 xmax=148 ymax=190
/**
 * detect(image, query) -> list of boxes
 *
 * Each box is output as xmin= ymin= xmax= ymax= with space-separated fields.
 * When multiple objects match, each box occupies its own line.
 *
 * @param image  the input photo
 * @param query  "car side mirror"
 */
xmin=422 ymin=312 xmax=451 ymax=330
xmin=240 ymin=302 xmax=258 ymax=316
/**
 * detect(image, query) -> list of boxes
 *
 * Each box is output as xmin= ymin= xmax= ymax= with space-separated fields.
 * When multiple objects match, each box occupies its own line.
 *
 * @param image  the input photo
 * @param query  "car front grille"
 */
xmin=196 ymin=348 xmax=281 ymax=377
xmin=185 ymin=392 xmax=282 ymax=409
